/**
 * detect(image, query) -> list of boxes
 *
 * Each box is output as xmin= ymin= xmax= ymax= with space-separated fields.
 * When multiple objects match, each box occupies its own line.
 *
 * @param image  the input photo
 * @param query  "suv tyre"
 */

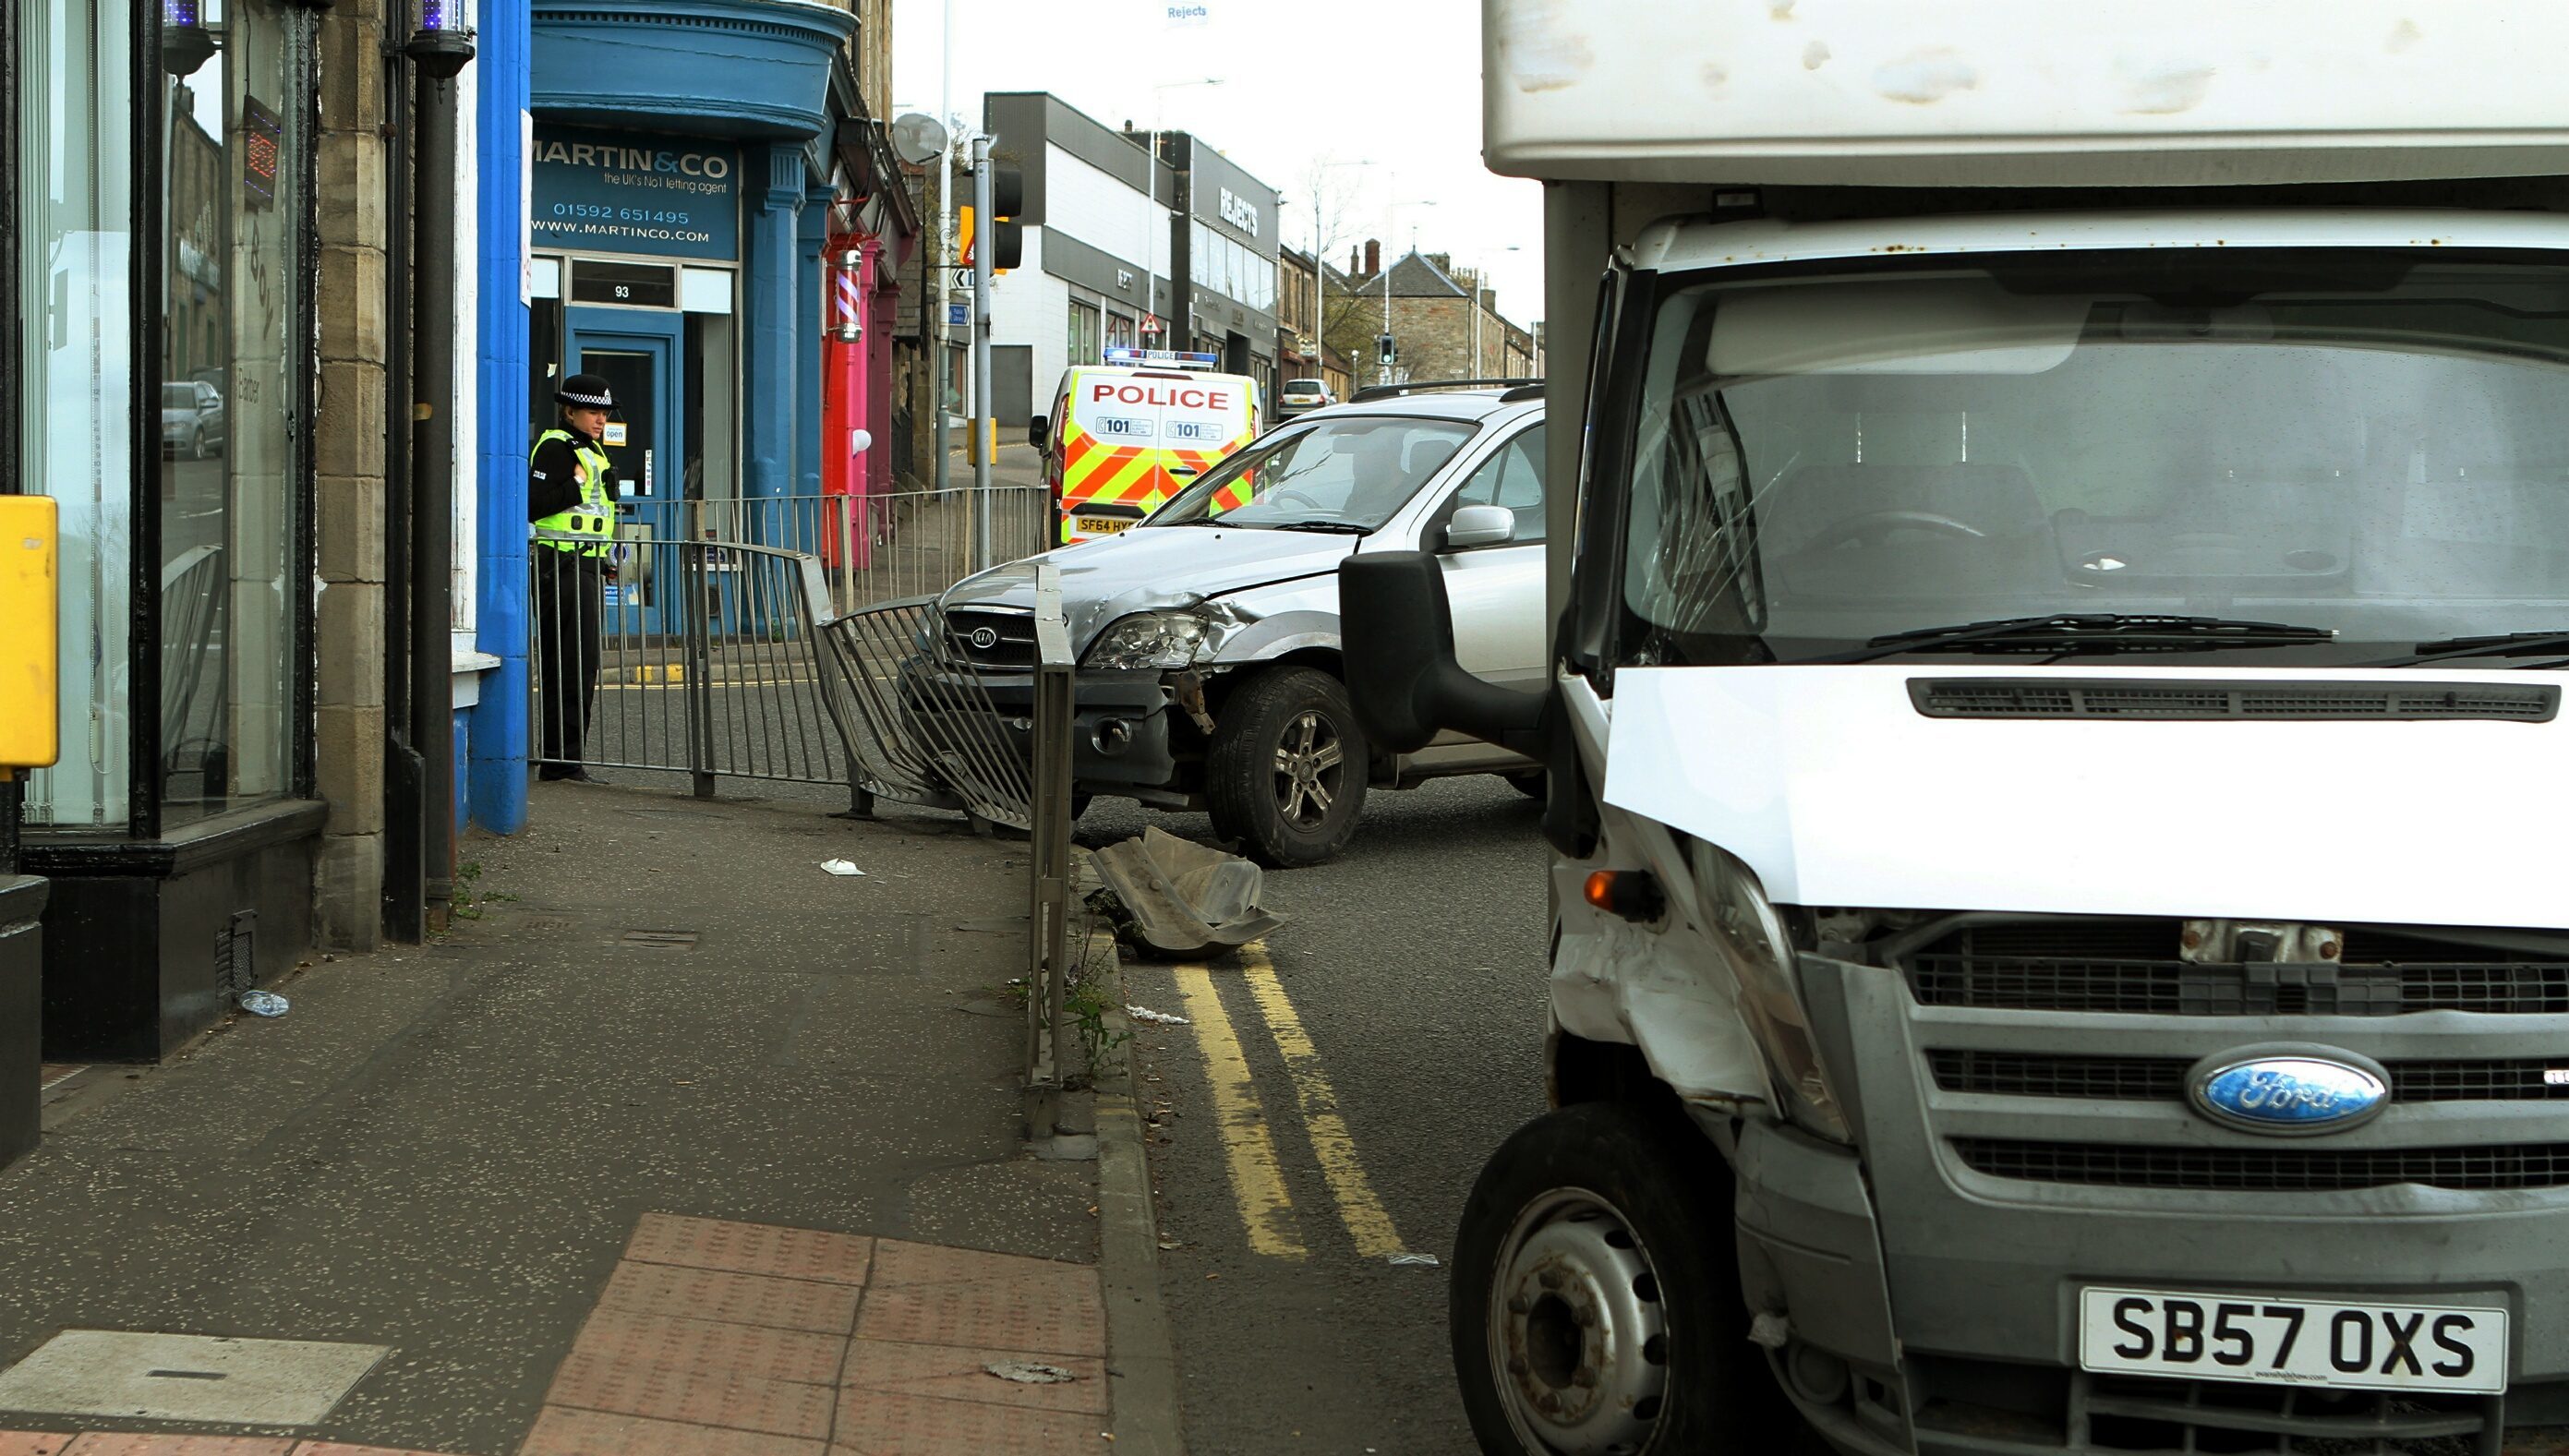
xmin=1206 ymin=666 xmax=1368 ymax=868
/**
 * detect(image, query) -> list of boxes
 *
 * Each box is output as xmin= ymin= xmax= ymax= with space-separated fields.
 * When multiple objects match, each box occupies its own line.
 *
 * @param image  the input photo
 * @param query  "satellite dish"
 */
xmin=890 ymin=113 xmax=949 ymax=167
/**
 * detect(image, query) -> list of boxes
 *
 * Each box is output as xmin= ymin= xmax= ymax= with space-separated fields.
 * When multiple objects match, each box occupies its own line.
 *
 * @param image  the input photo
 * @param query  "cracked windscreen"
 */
xmin=1618 ymin=253 xmax=2569 ymax=667
xmin=1146 ymin=415 xmax=1477 ymax=532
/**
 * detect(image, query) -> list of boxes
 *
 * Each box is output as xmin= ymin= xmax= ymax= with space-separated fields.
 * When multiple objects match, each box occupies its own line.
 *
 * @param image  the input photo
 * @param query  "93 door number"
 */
xmin=2079 ymin=1288 xmax=2506 ymax=1394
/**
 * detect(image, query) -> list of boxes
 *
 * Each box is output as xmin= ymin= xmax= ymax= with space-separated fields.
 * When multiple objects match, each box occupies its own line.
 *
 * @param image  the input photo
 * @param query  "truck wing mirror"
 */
xmin=1340 ymin=551 xmax=1550 ymax=758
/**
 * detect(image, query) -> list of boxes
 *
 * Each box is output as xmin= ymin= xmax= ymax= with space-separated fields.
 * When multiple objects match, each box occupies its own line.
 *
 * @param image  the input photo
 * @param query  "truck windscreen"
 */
xmin=1619 ymin=252 xmax=2569 ymax=668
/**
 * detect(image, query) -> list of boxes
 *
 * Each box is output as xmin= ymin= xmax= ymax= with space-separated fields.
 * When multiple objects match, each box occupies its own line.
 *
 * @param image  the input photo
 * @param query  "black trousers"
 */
xmin=536 ymin=549 xmax=603 ymax=764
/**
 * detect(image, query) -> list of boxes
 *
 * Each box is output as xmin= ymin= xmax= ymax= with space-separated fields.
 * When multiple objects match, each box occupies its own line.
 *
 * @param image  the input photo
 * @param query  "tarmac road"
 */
xmin=1084 ymin=776 xmax=1554 ymax=1455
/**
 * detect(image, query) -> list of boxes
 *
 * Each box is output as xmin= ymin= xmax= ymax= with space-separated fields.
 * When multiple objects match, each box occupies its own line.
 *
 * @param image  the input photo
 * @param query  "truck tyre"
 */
xmin=1452 ymin=1103 xmax=1801 ymax=1455
xmin=1206 ymin=666 xmax=1368 ymax=868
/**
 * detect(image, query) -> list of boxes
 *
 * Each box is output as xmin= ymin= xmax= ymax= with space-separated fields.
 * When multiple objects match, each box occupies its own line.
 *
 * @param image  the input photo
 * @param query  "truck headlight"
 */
xmin=1692 ymin=840 xmax=1852 ymax=1143
xmin=1084 ymin=611 xmax=1222 ymax=670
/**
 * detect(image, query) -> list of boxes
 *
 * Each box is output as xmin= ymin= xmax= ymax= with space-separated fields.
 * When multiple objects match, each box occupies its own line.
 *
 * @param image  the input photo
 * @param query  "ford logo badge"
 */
xmin=2189 ymin=1050 xmax=2389 ymax=1136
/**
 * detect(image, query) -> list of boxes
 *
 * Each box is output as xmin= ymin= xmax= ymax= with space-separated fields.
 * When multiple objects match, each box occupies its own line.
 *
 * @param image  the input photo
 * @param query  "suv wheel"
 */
xmin=1206 ymin=666 xmax=1368 ymax=868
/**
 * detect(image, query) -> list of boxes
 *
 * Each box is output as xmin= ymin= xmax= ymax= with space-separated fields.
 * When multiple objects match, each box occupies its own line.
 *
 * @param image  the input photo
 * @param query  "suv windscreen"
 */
xmin=1619 ymin=251 xmax=2569 ymax=667
xmin=1149 ymin=415 xmax=1477 ymax=531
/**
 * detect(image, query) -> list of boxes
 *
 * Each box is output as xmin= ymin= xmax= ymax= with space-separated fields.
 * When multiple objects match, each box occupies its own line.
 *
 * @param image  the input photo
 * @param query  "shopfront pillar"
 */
xmin=746 ymin=144 xmax=806 ymax=505
xmin=471 ymin=0 xmax=533 ymax=836
xmin=798 ymin=183 xmax=833 ymax=504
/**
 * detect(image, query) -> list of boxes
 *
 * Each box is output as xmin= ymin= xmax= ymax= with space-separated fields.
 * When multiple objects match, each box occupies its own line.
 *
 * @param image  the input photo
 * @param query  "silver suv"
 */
xmin=933 ymin=382 xmax=1549 ymax=866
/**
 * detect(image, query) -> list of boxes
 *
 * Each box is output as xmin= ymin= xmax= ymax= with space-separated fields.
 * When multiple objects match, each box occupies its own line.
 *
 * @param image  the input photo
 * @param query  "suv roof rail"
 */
xmin=1346 ymin=377 xmax=1544 ymax=403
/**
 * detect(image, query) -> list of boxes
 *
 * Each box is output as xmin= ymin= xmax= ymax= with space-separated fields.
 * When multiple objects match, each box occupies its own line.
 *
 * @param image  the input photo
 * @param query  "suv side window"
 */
xmin=1450 ymin=424 xmax=1548 ymax=543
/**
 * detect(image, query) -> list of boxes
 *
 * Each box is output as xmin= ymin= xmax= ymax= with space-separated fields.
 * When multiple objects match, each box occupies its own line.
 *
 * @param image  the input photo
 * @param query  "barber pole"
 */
xmin=821 ymin=239 xmax=871 ymax=570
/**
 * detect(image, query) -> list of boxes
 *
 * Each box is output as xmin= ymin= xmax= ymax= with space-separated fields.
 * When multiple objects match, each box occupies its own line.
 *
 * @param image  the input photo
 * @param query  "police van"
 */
xmin=1043 ymin=348 xmax=1260 ymax=544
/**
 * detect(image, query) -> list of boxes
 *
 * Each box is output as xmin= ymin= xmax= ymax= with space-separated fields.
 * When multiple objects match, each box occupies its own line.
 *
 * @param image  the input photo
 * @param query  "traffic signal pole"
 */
xmin=971 ymin=134 xmax=995 ymax=572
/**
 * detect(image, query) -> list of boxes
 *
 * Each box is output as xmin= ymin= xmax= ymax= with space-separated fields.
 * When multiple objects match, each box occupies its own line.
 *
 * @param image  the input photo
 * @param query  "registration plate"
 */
xmin=1074 ymin=515 xmax=1132 ymax=535
xmin=2080 ymin=1288 xmax=2506 ymax=1394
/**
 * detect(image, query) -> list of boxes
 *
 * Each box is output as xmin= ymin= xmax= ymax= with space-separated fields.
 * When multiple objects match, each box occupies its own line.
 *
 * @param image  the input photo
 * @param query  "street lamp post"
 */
xmin=1145 ymin=78 xmax=1222 ymax=350
xmin=1459 ymin=244 xmax=1521 ymax=379
xmin=1378 ymin=190 xmax=1434 ymax=384
xmin=1310 ymin=159 xmax=1374 ymax=390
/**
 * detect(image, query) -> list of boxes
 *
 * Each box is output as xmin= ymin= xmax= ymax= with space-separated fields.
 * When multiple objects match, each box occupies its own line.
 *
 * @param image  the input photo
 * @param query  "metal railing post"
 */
xmin=1024 ymin=561 xmax=1077 ymax=1137
xmin=682 ymin=501 xmax=717 ymax=799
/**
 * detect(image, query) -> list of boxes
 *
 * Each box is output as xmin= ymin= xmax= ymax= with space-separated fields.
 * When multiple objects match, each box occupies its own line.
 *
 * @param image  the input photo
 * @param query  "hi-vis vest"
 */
xmin=532 ymin=428 xmax=615 ymax=556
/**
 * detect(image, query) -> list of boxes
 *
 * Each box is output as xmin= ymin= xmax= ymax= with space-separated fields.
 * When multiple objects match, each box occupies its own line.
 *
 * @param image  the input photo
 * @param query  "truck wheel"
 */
xmin=1452 ymin=1103 xmax=1800 ymax=1455
xmin=1206 ymin=666 xmax=1368 ymax=868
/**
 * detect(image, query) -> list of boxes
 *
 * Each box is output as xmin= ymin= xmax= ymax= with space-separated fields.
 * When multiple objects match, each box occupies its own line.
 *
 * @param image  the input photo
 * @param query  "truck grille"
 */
xmin=1903 ymin=921 xmax=2569 ymax=1017
xmin=1930 ymin=1051 xmax=2569 ymax=1102
xmin=1954 ymin=1137 xmax=2569 ymax=1192
xmin=938 ymin=607 xmax=1038 ymax=670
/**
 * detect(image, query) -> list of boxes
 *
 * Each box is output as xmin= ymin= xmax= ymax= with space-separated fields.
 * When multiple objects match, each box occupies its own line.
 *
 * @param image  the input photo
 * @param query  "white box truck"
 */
xmin=1343 ymin=5 xmax=2569 ymax=1452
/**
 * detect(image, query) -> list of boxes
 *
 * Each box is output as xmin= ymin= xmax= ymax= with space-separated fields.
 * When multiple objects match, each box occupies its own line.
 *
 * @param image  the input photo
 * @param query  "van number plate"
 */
xmin=1074 ymin=516 xmax=1132 ymax=535
xmin=2079 ymin=1288 xmax=2506 ymax=1394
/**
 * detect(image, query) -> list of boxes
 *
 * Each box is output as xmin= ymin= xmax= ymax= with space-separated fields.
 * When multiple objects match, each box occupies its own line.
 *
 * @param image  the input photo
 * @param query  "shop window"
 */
xmin=18 ymin=0 xmax=136 ymax=828
xmin=156 ymin=0 xmax=311 ymax=825
xmin=1068 ymin=299 xmax=1102 ymax=367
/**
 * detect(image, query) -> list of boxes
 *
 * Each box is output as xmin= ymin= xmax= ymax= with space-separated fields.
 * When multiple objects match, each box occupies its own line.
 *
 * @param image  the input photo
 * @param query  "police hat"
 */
xmin=556 ymin=374 xmax=617 ymax=410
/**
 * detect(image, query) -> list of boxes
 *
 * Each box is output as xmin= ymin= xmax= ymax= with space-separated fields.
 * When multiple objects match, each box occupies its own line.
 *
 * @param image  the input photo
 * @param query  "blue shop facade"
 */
xmin=457 ymin=0 xmax=915 ymax=836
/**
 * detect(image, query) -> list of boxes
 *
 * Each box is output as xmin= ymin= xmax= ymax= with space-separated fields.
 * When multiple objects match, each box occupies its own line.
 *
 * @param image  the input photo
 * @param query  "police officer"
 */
xmin=529 ymin=374 xmax=620 ymax=781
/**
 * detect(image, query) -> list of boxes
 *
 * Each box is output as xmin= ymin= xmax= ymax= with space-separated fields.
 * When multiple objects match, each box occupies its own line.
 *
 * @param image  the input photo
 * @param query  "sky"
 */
xmin=890 ymin=0 xmax=1547 ymax=330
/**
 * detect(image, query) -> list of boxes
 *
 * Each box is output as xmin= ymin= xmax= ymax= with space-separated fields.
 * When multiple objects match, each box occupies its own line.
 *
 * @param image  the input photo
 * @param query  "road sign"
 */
xmin=947 ymin=302 xmax=968 ymax=326
xmin=1140 ymin=314 xmax=1164 ymax=336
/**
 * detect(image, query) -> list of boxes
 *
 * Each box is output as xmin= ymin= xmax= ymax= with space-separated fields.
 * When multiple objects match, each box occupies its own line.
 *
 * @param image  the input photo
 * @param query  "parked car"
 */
xmin=161 ymin=381 xmax=226 ymax=460
xmin=923 ymin=382 xmax=1549 ymax=866
xmin=1276 ymin=378 xmax=1335 ymax=417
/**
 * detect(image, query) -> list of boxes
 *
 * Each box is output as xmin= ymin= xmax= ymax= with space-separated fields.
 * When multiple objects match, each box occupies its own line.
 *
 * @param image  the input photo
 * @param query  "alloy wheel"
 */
xmin=1271 ymin=708 xmax=1345 ymax=829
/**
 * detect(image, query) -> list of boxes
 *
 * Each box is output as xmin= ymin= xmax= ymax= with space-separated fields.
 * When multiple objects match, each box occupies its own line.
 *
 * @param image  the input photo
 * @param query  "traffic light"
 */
xmin=988 ymin=162 xmax=1024 ymax=275
xmin=1376 ymin=332 xmax=1396 ymax=366
xmin=957 ymin=164 xmax=1025 ymax=274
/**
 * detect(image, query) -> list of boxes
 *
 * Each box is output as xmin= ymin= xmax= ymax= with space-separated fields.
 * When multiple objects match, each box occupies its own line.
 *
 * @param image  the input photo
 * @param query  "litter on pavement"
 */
xmin=984 ymin=1360 xmax=1079 ymax=1385
xmin=1388 ymin=1252 xmax=1441 ymax=1267
xmin=819 ymin=859 xmax=866 ymax=877
xmin=1125 ymin=1005 xmax=1189 ymax=1026
xmin=237 ymin=990 xmax=290 ymax=1017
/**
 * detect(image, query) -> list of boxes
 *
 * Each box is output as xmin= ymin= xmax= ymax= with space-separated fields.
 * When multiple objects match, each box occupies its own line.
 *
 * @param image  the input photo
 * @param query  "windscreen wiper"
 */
xmin=1269 ymin=520 xmax=1371 ymax=535
xmin=1826 ymin=613 xmax=2334 ymax=665
xmin=2371 ymin=631 xmax=2569 ymax=667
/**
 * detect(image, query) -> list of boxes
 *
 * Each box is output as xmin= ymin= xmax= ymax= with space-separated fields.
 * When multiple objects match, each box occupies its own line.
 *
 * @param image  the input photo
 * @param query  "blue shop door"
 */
xmin=569 ymin=308 xmax=684 ymax=632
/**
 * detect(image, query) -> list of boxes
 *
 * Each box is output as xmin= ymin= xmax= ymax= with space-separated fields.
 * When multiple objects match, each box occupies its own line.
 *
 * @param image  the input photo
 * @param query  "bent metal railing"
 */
xmin=531 ymin=487 xmax=1054 ymax=824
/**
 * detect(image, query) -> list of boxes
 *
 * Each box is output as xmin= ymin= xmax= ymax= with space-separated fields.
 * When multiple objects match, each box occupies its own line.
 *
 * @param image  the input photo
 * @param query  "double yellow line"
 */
xmin=1173 ymin=944 xmax=1409 ymax=1261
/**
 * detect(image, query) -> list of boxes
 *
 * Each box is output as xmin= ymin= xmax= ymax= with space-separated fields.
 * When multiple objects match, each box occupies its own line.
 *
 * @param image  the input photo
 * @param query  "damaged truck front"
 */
xmin=1345 ymin=5 xmax=2569 ymax=1452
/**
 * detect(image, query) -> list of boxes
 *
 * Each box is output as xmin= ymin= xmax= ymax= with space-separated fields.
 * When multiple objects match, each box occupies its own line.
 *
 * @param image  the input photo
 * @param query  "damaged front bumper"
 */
xmin=899 ymin=660 xmax=1192 ymax=803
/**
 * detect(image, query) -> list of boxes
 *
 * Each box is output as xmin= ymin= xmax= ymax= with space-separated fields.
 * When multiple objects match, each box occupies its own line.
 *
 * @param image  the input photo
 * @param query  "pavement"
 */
xmin=0 ymin=778 xmax=1159 ymax=1456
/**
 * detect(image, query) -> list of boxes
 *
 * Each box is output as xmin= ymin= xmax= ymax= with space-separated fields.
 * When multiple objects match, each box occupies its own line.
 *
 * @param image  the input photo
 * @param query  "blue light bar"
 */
xmin=1104 ymin=347 xmax=1220 ymax=369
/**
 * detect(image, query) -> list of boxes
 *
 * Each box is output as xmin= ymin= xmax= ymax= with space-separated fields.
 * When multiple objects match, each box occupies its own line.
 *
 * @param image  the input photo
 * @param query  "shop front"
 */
xmin=1174 ymin=137 xmax=1280 ymax=403
xmin=9 ymin=0 xmax=325 ymax=1061
xmin=525 ymin=0 xmax=897 ymax=557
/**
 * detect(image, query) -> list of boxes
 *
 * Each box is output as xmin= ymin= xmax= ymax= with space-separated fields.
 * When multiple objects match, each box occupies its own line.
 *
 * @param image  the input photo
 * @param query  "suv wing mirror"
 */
xmin=1340 ymin=551 xmax=1550 ymax=757
xmin=1443 ymin=505 xmax=1514 ymax=549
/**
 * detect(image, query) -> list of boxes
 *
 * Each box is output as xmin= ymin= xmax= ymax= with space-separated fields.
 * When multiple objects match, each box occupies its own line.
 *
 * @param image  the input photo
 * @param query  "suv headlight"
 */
xmin=1083 ymin=611 xmax=1220 ymax=670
